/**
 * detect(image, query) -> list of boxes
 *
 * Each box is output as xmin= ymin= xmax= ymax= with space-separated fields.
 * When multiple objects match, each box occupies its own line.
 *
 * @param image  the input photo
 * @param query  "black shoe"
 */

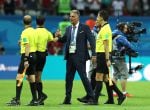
xmin=77 ymin=95 xmax=88 ymax=103
xmin=39 ymin=102 xmax=44 ymax=105
xmin=118 ymin=95 xmax=126 ymax=105
xmin=86 ymin=98 xmax=98 ymax=105
xmin=6 ymin=97 xmax=15 ymax=104
xmin=62 ymin=97 xmax=71 ymax=104
xmin=104 ymin=100 xmax=114 ymax=104
xmin=27 ymin=100 xmax=39 ymax=106
xmin=7 ymin=97 xmax=20 ymax=106
xmin=38 ymin=93 xmax=47 ymax=105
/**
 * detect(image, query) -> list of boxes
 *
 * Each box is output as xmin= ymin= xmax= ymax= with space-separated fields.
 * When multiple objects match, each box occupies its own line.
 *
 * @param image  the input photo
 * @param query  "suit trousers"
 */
xmin=65 ymin=53 xmax=94 ymax=100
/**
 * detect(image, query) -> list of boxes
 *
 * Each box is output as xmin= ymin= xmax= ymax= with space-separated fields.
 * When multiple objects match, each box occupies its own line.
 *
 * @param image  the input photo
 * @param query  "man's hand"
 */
xmin=55 ymin=29 xmax=62 ymax=38
xmin=53 ymin=37 xmax=59 ymax=42
xmin=24 ymin=56 xmax=29 ymax=68
xmin=106 ymin=59 xmax=111 ymax=67
xmin=24 ymin=61 xmax=29 ymax=68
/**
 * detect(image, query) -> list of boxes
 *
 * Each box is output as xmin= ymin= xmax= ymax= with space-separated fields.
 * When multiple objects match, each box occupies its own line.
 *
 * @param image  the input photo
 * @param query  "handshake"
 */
xmin=55 ymin=29 xmax=62 ymax=38
xmin=53 ymin=29 xmax=62 ymax=42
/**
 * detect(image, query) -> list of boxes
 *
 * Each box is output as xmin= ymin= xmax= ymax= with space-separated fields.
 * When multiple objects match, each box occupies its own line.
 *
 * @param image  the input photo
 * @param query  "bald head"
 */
xmin=23 ymin=15 xmax=32 ymax=25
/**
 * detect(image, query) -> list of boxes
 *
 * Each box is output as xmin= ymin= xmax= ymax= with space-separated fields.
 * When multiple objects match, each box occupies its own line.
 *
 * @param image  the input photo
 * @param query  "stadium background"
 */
xmin=0 ymin=16 xmax=150 ymax=81
xmin=0 ymin=1 xmax=150 ymax=110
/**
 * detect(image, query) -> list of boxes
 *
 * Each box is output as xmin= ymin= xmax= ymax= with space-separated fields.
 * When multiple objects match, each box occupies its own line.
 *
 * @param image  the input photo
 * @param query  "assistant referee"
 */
xmin=35 ymin=15 xmax=57 ymax=105
xmin=8 ymin=15 xmax=38 ymax=106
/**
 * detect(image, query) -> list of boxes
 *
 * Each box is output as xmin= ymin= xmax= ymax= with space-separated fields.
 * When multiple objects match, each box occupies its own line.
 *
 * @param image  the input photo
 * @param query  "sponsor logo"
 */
xmin=0 ymin=64 xmax=18 ymax=71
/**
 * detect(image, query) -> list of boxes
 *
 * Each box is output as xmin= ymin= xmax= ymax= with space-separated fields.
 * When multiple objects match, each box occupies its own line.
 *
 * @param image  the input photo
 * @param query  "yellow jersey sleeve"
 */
xmin=47 ymin=30 xmax=54 ymax=41
xmin=21 ymin=32 xmax=29 ymax=45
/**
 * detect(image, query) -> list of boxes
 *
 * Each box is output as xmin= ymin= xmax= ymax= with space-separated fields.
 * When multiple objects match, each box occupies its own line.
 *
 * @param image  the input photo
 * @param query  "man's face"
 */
xmin=96 ymin=14 xmax=103 ymax=27
xmin=70 ymin=12 xmax=79 ymax=25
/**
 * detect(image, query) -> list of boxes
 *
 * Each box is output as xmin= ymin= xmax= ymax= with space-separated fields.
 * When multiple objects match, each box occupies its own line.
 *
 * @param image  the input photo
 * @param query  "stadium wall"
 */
xmin=0 ymin=55 xmax=150 ymax=81
xmin=0 ymin=16 xmax=150 ymax=80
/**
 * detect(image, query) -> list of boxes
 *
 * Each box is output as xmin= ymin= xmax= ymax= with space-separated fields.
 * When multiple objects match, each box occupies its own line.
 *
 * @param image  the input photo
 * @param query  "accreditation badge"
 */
xmin=69 ymin=42 xmax=76 ymax=53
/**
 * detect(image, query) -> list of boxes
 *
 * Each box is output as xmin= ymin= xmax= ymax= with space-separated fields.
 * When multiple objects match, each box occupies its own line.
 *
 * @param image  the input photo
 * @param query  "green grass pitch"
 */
xmin=0 ymin=80 xmax=150 ymax=110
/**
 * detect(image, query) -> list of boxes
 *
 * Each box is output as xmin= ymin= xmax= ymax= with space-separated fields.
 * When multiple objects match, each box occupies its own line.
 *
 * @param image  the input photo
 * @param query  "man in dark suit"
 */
xmin=55 ymin=10 xmax=96 ymax=104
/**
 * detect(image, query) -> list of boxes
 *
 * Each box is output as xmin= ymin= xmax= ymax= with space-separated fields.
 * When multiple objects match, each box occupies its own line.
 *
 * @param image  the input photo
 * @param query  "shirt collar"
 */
xmin=72 ymin=22 xmax=79 ymax=28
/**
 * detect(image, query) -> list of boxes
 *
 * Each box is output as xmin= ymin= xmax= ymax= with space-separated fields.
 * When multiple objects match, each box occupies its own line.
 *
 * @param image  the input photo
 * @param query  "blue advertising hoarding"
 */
xmin=0 ymin=16 xmax=150 ymax=80
xmin=0 ymin=55 xmax=150 ymax=81
xmin=0 ymin=55 xmax=19 ymax=79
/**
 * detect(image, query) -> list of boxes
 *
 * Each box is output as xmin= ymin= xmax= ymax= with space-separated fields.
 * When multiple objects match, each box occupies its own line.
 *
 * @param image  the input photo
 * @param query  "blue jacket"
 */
xmin=58 ymin=23 xmax=96 ymax=60
xmin=112 ymin=29 xmax=135 ymax=52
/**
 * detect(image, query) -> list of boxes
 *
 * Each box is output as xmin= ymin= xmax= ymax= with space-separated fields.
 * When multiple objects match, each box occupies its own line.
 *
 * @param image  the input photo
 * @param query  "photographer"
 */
xmin=112 ymin=22 xmax=137 ymax=97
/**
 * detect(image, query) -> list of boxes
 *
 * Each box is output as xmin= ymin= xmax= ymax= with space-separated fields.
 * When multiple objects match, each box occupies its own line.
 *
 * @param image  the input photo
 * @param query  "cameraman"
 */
xmin=112 ymin=23 xmax=136 ymax=97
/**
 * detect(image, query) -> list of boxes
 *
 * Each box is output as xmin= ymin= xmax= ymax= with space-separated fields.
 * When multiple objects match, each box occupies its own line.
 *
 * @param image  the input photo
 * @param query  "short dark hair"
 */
xmin=98 ymin=10 xmax=109 ymax=21
xmin=117 ymin=22 xmax=126 ymax=31
xmin=36 ymin=15 xmax=45 ymax=26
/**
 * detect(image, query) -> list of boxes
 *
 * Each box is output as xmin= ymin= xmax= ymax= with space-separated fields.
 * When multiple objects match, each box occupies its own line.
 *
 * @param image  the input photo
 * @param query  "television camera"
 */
xmin=116 ymin=21 xmax=146 ymax=74
xmin=117 ymin=21 xmax=146 ymax=42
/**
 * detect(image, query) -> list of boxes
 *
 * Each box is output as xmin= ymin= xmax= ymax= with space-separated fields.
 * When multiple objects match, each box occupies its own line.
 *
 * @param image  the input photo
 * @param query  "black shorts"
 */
xmin=36 ymin=51 xmax=47 ymax=71
xmin=18 ymin=52 xmax=37 ymax=75
xmin=96 ymin=53 xmax=109 ymax=74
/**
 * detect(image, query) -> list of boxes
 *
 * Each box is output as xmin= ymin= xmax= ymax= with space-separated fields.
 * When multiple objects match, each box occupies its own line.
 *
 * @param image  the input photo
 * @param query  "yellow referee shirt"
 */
xmin=35 ymin=28 xmax=54 ymax=52
xmin=96 ymin=24 xmax=112 ymax=52
xmin=20 ymin=27 xmax=37 ymax=54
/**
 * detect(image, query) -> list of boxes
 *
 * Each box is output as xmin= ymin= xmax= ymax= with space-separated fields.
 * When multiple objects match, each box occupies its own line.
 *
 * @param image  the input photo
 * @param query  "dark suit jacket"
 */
xmin=58 ymin=23 xmax=96 ymax=61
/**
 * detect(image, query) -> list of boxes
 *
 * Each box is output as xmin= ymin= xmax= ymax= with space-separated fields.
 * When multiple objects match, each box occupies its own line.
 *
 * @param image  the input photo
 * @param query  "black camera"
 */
xmin=117 ymin=21 xmax=146 ymax=42
xmin=126 ymin=22 xmax=146 ymax=42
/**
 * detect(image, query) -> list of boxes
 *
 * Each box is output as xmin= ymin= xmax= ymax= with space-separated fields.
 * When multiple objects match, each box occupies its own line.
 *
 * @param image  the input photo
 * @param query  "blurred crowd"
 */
xmin=0 ymin=0 xmax=150 ymax=55
xmin=0 ymin=0 xmax=150 ymax=16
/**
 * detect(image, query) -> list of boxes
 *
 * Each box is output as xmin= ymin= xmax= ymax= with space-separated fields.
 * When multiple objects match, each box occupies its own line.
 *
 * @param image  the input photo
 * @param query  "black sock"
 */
xmin=90 ymin=69 xmax=96 ymax=90
xmin=29 ymin=82 xmax=37 ymax=101
xmin=36 ymin=82 xmax=43 ymax=99
xmin=16 ymin=80 xmax=23 ymax=100
xmin=112 ymin=81 xmax=123 ymax=97
xmin=94 ymin=81 xmax=103 ymax=102
xmin=105 ymin=82 xmax=114 ymax=102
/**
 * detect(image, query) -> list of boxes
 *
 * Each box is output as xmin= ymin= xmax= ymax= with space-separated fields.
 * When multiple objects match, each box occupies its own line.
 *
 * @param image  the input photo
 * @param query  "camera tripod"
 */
xmin=128 ymin=55 xmax=143 ymax=74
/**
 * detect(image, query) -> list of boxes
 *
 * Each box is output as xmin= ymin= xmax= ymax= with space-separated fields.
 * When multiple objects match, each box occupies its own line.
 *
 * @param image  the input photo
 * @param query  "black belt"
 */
xmin=21 ymin=52 xmax=36 ymax=55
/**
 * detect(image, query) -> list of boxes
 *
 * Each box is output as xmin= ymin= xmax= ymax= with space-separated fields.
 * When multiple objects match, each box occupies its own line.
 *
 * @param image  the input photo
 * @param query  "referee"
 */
xmin=35 ymin=15 xmax=57 ymax=105
xmin=93 ymin=10 xmax=126 ymax=105
xmin=7 ymin=15 xmax=38 ymax=106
